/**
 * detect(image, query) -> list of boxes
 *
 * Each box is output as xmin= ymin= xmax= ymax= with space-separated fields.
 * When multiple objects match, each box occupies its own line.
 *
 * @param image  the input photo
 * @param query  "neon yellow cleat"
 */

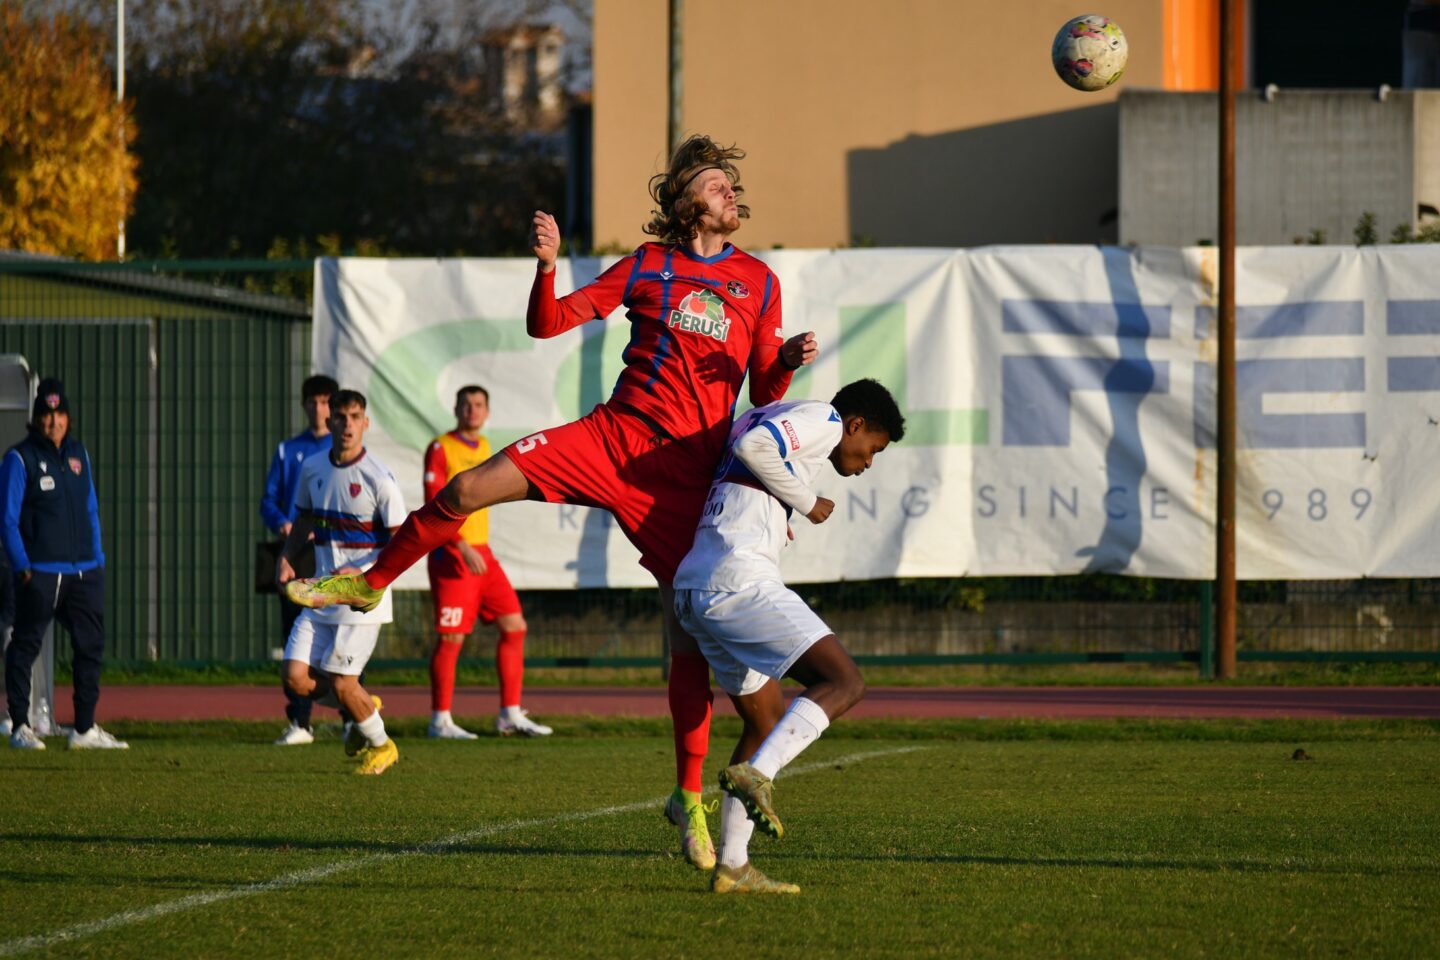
xmin=710 ymin=861 xmax=799 ymax=894
xmin=285 ymin=575 xmax=383 ymax=613
xmin=354 ymin=737 xmax=398 ymax=775
xmin=719 ymin=762 xmax=783 ymax=839
xmin=344 ymin=694 xmax=384 ymax=757
xmin=663 ymin=786 xmax=717 ymax=871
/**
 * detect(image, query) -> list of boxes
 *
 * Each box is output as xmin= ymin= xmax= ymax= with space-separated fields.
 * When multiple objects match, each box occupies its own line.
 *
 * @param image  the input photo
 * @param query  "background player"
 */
xmin=277 ymin=389 xmax=405 ymax=775
xmin=425 ymin=385 xmax=550 ymax=739
xmin=260 ymin=373 xmax=337 ymax=745
xmin=672 ymin=379 xmax=906 ymax=893
xmin=289 ymin=134 xmax=819 ymax=869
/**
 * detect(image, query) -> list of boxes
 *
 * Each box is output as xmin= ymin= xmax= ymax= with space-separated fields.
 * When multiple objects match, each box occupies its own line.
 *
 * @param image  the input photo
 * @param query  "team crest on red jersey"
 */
xmin=725 ymin=280 xmax=750 ymax=299
xmin=349 ymin=482 xmax=362 ymax=497
xmin=667 ymin=290 xmax=731 ymax=342
xmin=67 ymin=457 xmax=83 ymax=475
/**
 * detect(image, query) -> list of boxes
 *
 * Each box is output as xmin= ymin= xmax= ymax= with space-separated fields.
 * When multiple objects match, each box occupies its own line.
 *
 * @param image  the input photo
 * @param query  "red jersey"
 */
xmin=526 ymin=241 xmax=794 ymax=462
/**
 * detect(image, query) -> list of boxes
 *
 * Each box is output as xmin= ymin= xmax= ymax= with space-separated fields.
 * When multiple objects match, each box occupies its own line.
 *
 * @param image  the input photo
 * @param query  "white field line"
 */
xmin=0 ymin=745 xmax=929 ymax=957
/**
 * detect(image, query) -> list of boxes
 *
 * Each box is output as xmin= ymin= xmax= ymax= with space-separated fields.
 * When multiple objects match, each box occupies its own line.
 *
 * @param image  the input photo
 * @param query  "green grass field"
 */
xmin=2 ymin=718 xmax=1438 ymax=959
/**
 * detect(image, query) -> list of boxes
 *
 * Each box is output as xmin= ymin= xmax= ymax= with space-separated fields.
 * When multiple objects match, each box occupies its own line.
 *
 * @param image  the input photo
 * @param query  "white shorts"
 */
xmin=673 ymin=582 xmax=832 ymax=696
xmin=284 ymin=611 xmax=380 ymax=676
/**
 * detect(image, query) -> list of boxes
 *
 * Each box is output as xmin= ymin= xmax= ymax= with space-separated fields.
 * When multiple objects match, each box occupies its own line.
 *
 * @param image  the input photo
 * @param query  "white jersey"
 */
xmin=295 ymin=448 xmax=406 ymax=624
xmin=673 ymin=399 xmax=843 ymax=591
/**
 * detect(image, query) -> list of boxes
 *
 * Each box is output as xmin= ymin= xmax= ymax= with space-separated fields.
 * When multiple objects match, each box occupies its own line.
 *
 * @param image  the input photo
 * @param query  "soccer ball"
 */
xmin=1051 ymin=15 xmax=1128 ymax=92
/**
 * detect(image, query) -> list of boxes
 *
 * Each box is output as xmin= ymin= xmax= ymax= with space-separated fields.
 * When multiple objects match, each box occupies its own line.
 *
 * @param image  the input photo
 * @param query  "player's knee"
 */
xmin=499 ymin=612 xmax=526 ymax=634
xmin=283 ymin=663 xmax=312 ymax=697
xmin=447 ymin=461 xmax=503 ymax=513
xmin=330 ymin=674 xmax=359 ymax=694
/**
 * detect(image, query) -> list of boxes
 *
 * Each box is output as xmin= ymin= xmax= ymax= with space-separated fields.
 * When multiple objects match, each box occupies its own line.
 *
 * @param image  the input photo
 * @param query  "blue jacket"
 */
xmin=0 ymin=426 xmax=105 ymax=574
xmin=260 ymin=429 xmax=331 ymax=533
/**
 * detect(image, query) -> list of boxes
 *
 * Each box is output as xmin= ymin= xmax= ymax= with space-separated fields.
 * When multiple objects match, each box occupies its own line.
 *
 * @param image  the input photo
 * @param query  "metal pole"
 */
xmin=661 ymin=0 xmax=683 ymax=681
xmin=1216 ymin=0 xmax=1238 ymax=680
xmin=116 ymin=0 xmax=126 ymax=260
xmin=667 ymin=0 xmax=683 ymax=154
xmin=1198 ymin=580 xmax=1215 ymax=679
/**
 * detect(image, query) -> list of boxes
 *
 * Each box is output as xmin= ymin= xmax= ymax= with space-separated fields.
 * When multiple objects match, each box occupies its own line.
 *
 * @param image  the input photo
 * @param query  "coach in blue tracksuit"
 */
xmin=3 ymin=379 xmax=126 ymax=750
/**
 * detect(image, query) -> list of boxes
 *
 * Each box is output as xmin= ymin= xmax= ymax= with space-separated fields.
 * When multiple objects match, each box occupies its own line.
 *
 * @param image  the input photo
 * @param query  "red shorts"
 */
xmin=502 ymin=404 xmax=715 ymax=583
xmin=427 ymin=543 xmax=522 ymax=635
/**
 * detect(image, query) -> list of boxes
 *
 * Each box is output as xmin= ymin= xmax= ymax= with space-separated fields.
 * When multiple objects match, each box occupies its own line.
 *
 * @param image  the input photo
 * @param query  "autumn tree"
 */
xmin=0 ymin=4 xmax=137 ymax=260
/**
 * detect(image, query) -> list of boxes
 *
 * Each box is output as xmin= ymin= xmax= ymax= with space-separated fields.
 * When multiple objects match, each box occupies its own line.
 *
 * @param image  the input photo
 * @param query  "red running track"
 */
xmin=47 ymin=684 xmax=1440 ymax=723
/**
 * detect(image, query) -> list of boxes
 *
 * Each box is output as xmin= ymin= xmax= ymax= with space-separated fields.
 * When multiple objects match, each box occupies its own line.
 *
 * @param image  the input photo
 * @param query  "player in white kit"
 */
xmin=276 ymin=389 xmax=407 ymax=775
xmin=672 ymin=378 xmax=905 ymax=893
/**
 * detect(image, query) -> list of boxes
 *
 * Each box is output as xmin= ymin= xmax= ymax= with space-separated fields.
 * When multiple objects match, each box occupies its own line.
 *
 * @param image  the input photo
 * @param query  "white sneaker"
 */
xmin=428 ymin=717 xmax=480 ymax=740
xmin=67 ymin=724 xmax=129 ymax=750
xmin=9 ymin=723 xmax=45 ymax=750
xmin=495 ymin=708 xmax=552 ymax=737
xmin=274 ymin=721 xmax=315 ymax=746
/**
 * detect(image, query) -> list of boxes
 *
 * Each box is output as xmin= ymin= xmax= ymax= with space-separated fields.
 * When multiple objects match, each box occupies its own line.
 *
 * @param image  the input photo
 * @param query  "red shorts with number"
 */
xmin=427 ymin=543 xmax=522 ymax=634
xmin=501 ymin=403 xmax=716 ymax=583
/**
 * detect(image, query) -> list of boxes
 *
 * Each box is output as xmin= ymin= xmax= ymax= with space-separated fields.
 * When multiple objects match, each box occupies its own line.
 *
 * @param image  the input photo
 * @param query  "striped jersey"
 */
xmin=673 ymin=399 xmax=842 ymax=592
xmin=424 ymin=431 xmax=490 ymax=546
xmin=527 ymin=241 xmax=795 ymax=464
xmin=295 ymin=448 xmax=406 ymax=624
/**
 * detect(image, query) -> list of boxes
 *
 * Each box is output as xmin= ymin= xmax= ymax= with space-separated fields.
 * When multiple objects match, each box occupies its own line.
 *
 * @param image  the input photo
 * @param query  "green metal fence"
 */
xmin=0 ymin=258 xmax=311 ymax=662
xmin=1 ymin=257 xmax=1437 ymax=672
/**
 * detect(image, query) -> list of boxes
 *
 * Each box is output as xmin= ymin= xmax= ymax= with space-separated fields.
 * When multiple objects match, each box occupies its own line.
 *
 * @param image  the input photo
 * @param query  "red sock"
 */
xmin=497 ymin=628 xmax=526 ymax=709
xmin=668 ymin=652 xmax=713 ymax=794
xmin=364 ymin=498 xmax=467 ymax=589
xmin=430 ymin=638 xmax=463 ymax=712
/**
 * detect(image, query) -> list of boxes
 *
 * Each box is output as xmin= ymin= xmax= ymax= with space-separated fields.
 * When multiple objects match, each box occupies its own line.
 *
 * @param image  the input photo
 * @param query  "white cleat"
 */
xmin=428 ymin=717 xmax=479 ymax=740
xmin=495 ymin=708 xmax=552 ymax=737
xmin=9 ymin=723 xmax=45 ymax=750
xmin=68 ymin=724 xmax=129 ymax=750
xmin=274 ymin=721 xmax=315 ymax=746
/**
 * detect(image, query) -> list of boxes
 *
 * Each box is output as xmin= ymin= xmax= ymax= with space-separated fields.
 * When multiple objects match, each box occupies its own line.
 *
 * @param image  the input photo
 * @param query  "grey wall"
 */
xmin=1121 ymin=89 xmax=1436 ymax=246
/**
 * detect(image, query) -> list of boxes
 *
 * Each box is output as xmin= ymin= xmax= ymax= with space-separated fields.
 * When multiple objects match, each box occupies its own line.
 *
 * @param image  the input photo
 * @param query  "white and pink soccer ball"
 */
xmin=1052 ymin=14 xmax=1128 ymax=92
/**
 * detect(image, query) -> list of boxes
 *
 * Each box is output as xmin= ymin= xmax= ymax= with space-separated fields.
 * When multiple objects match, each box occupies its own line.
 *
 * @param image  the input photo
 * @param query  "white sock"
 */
xmin=717 ymin=794 xmax=755 ymax=869
xmin=356 ymin=709 xmax=387 ymax=747
xmin=750 ymin=697 xmax=830 ymax=779
xmin=432 ymin=710 xmax=452 ymax=725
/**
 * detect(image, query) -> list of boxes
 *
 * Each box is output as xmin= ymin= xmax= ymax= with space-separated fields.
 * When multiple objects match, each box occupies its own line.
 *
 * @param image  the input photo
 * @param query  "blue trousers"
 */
xmin=5 ymin=569 xmax=105 ymax=733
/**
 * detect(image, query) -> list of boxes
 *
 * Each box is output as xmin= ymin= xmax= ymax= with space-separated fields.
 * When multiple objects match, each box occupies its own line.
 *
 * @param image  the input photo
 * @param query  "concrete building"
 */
xmin=1120 ymin=88 xmax=1440 ymax=246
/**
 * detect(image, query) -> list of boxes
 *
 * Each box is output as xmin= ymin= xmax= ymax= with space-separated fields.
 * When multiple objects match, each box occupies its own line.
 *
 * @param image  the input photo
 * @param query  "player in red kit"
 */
xmin=288 ymin=135 xmax=819 ymax=870
xmin=425 ymin=386 xmax=551 ymax=740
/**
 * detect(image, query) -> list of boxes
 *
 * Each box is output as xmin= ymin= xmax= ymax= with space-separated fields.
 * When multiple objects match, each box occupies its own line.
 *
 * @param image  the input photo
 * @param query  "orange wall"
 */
xmin=591 ymin=0 xmax=1165 ymax=250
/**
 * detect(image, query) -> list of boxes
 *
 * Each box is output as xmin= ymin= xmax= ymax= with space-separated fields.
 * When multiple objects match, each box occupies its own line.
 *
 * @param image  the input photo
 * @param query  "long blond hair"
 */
xmin=643 ymin=135 xmax=750 ymax=244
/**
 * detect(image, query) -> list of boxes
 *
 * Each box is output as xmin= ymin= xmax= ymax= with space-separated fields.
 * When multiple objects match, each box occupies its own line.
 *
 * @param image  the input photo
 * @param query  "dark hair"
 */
xmin=455 ymin=384 xmax=489 ymax=405
xmin=831 ymin=379 xmax=906 ymax=442
xmin=643 ymin=135 xmax=750 ymax=244
xmin=302 ymin=374 xmax=339 ymax=400
xmin=329 ymin=388 xmax=366 ymax=412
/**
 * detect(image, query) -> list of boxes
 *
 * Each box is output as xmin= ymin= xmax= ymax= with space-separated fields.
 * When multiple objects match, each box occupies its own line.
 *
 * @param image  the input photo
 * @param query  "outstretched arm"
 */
xmin=525 ymin=210 xmax=637 ymax=339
